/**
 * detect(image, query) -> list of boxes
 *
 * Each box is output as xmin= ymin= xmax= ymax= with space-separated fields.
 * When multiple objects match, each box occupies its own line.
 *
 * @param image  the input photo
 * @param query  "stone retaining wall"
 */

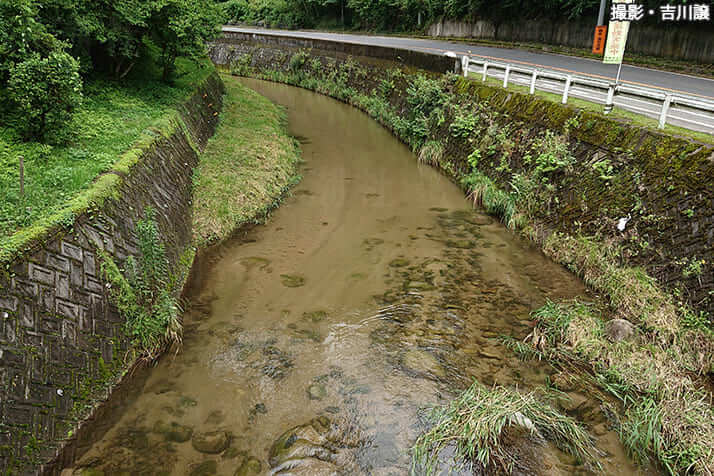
xmin=0 ymin=73 xmax=225 ymax=475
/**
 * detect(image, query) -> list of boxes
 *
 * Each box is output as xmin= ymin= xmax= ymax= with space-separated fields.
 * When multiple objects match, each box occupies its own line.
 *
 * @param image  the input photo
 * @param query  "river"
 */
xmin=69 ymin=78 xmax=642 ymax=475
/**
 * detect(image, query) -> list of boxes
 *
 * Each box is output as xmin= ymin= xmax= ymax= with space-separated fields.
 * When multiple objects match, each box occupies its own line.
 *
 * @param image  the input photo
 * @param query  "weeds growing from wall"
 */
xmin=99 ymin=207 xmax=182 ymax=359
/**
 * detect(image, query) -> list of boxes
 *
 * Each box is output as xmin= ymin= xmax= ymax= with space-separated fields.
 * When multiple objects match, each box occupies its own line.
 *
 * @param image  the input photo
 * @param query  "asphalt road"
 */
xmin=224 ymin=26 xmax=714 ymax=133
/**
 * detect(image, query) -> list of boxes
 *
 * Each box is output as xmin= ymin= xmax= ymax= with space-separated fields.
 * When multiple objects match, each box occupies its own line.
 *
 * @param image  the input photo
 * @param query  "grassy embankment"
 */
xmin=191 ymin=74 xmax=301 ymax=246
xmin=0 ymin=57 xmax=214 ymax=263
xmin=227 ymin=51 xmax=714 ymax=474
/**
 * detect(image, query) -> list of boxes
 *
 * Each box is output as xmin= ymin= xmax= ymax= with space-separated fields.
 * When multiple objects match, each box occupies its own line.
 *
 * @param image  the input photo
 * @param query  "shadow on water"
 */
xmin=68 ymin=78 xmax=645 ymax=475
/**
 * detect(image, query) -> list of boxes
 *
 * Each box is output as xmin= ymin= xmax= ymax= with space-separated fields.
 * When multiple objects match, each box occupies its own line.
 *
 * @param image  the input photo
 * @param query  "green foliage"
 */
xmin=527 ymin=130 xmax=575 ymax=176
xmin=449 ymin=106 xmax=479 ymax=139
xmin=289 ymin=49 xmax=311 ymax=72
xmin=230 ymin=53 xmax=253 ymax=76
xmin=148 ymin=0 xmax=221 ymax=81
xmin=100 ymin=207 xmax=181 ymax=358
xmin=7 ymin=51 xmax=83 ymax=142
xmin=398 ymin=74 xmax=448 ymax=148
xmin=591 ymin=158 xmax=615 ymax=181
xmin=412 ymin=381 xmax=599 ymax=474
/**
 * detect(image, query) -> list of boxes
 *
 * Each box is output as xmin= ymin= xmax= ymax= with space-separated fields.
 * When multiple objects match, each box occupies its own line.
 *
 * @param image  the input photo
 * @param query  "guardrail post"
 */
xmin=482 ymin=62 xmax=488 ymax=82
xmin=604 ymin=84 xmax=615 ymax=114
xmin=462 ymin=56 xmax=469 ymax=78
xmin=562 ymin=75 xmax=572 ymax=104
xmin=659 ymin=94 xmax=672 ymax=129
xmin=503 ymin=65 xmax=511 ymax=88
xmin=529 ymin=70 xmax=538 ymax=94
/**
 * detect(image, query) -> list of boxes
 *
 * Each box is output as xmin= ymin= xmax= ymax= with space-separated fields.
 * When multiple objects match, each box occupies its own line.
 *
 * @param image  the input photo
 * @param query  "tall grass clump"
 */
xmin=418 ymin=140 xmax=444 ymax=165
xmin=411 ymin=382 xmax=600 ymax=475
xmin=100 ymin=207 xmax=183 ymax=359
xmin=527 ymin=299 xmax=714 ymax=474
xmin=461 ymin=171 xmax=526 ymax=230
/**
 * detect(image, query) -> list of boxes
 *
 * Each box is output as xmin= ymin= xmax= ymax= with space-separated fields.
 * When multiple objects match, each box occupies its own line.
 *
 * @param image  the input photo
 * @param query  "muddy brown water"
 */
xmin=70 ymin=79 xmax=644 ymax=475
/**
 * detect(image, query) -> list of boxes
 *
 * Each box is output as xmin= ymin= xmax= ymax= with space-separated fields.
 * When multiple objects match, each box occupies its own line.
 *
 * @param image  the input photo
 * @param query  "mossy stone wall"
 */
xmin=0 ymin=73 xmax=225 ymax=475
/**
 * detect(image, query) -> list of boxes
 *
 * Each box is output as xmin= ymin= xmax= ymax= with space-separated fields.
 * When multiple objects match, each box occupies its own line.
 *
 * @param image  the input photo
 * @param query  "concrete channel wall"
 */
xmin=210 ymin=33 xmax=714 ymax=319
xmin=428 ymin=19 xmax=714 ymax=64
xmin=0 ymin=73 xmax=225 ymax=475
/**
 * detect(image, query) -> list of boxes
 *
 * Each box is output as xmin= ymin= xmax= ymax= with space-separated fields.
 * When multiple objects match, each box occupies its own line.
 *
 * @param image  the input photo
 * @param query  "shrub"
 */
xmin=8 ymin=51 xmax=82 ymax=143
xmin=527 ymin=130 xmax=575 ymax=175
xmin=230 ymin=53 xmax=253 ymax=76
xmin=449 ymin=107 xmax=479 ymax=139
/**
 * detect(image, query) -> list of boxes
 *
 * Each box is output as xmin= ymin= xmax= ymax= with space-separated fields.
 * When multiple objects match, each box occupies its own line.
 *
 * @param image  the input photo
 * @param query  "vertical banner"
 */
xmin=592 ymin=25 xmax=607 ymax=55
xmin=603 ymin=0 xmax=633 ymax=64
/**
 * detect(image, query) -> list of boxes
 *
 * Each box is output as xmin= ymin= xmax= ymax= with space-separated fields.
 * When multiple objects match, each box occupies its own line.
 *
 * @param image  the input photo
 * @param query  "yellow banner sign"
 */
xmin=603 ymin=0 xmax=633 ymax=64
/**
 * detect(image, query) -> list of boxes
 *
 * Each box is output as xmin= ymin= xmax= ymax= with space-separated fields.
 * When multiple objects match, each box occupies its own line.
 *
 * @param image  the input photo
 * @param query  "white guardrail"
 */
xmin=460 ymin=55 xmax=714 ymax=133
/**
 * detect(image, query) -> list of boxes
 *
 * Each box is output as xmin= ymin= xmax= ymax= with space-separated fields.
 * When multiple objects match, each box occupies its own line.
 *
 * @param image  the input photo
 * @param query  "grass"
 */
xmin=469 ymin=74 xmax=714 ymax=145
xmin=529 ymin=298 xmax=714 ymax=474
xmin=191 ymin=74 xmax=301 ymax=246
xmin=411 ymin=381 xmax=600 ymax=475
xmin=0 ymin=56 xmax=214 ymax=250
xmin=417 ymin=140 xmax=444 ymax=164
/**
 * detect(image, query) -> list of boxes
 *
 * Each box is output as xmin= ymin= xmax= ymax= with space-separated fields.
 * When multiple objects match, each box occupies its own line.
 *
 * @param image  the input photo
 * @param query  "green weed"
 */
xmin=411 ymin=381 xmax=600 ymax=475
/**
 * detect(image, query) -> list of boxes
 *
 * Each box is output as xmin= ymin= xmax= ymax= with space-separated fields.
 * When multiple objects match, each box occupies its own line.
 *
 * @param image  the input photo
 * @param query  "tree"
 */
xmin=0 ymin=0 xmax=61 ymax=85
xmin=8 ymin=51 xmax=83 ymax=142
xmin=149 ymin=0 xmax=222 ymax=81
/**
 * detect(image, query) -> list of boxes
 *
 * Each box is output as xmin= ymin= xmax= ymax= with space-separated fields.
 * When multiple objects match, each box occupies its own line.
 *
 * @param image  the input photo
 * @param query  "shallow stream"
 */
xmin=70 ymin=79 xmax=643 ymax=475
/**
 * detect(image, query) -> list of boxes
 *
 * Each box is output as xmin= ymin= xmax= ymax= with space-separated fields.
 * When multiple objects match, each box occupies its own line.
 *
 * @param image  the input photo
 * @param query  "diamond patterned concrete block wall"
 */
xmin=0 ymin=73 xmax=224 ymax=475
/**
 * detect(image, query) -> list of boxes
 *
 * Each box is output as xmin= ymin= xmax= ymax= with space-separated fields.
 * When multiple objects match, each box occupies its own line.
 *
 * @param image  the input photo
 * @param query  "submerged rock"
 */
xmin=189 ymin=460 xmax=217 ymax=476
xmin=192 ymin=430 xmax=230 ymax=454
xmin=234 ymin=457 xmax=261 ymax=476
xmin=303 ymin=310 xmax=328 ymax=322
xmin=269 ymin=418 xmax=333 ymax=466
xmin=402 ymin=349 xmax=446 ymax=379
xmin=153 ymin=421 xmax=193 ymax=443
xmin=280 ymin=274 xmax=306 ymax=287
xmin=307 ymin=383 xmax=328 ymax=400
xmin=388 ymin=258 xmax=410 ymax=267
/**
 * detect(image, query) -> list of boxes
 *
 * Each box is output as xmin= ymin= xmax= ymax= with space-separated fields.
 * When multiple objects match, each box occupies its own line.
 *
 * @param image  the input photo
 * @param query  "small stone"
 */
xmin=388 ymin=258 xmax=410 ymax=267
xmin=302 ymin=310 xmax=328 ymax=322
xmin=402 ymin=349 xmax=445 ymax=378
xmin=605 ymin=318 xmax=636 ymax=342
xmin=280 ymin=274 xmax=306 ymax=287
xmin=192 ymin=431 xmax=230 ymax=454
xmin=250 ymin=403 xmax=268 ymax=415
xmin=407 ymin=281 xmax=435 ymax=291
xmin=189 ymin=460 xmax=217 ymax=476
xmin=307 ymin=383 xmax=327 ymax=400
xmin=222 ymin=447 xmax=244 ymax=460
xmin=324 ymin=406 xmax=340 ymax=414
xmin=478 ymin=349 xmax=501 ymax=360
xmin=179 ymin=396 xmax=198 ymax=407
xmin=550 ymin=372 xmax=576 ymax=392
